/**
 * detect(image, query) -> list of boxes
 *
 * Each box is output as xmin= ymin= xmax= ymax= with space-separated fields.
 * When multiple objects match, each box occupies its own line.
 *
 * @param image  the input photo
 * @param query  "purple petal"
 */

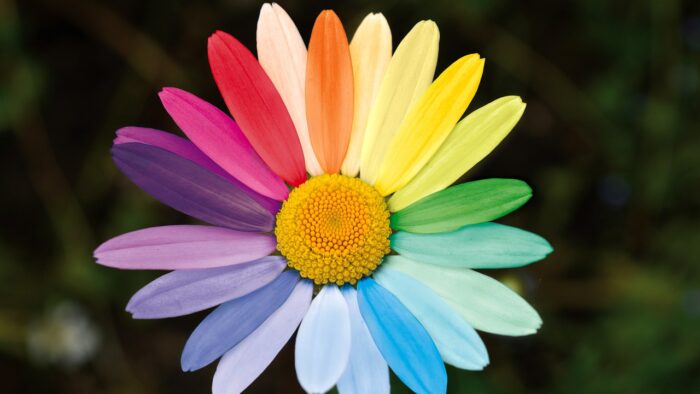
xmin=125 ymin=256 xmax=287 ymax=319
xmin=112 ymin=142 xmax=274 ymax=231
xmin=180 ymin=270 xmax=299 ymax=371
xmin=115 ymin=127 xmax=280 ymax=214
xmin=159 ymin=88 xmax=289 ymax=201
xmin=95 ymin=225 xmax=276 ymax=270
xmin=212 ymin=279 xmax=312 ymax=394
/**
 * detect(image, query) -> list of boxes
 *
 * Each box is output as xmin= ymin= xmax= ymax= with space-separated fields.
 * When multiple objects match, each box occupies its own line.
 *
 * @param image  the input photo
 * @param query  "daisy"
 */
xmin=95 ymin=4 xmax=552 ymax=394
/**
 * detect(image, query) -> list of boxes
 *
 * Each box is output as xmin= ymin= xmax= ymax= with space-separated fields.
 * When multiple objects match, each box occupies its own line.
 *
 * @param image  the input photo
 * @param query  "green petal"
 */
xmin=382 ymin=255 xmax=542 ymax=336
xmin=390 ymin=178 xmax=532 ymax=233
xmin=391 ymin=222 xmax=552 ymax=269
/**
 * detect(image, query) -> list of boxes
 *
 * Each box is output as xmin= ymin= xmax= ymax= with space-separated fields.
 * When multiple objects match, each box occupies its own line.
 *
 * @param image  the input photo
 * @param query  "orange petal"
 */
xmin=306 ymin=10 xmax=354 ymax=174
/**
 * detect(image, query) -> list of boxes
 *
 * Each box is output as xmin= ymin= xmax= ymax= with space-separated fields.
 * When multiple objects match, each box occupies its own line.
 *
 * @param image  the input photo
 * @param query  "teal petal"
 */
xmin=337 ymin=286 xmax=390 ymax=394
xmin=357 ymin=278 xmax=446 ymax=394
xmin=373 ymin=267 xmax=489 ymax=370
xmin=391 ymin=178 xmax=532 ymax=233
xmin=391 ymin=222 xmax=552 ymax=269
xmin=382 ymin=256 xmax=542 ymax=336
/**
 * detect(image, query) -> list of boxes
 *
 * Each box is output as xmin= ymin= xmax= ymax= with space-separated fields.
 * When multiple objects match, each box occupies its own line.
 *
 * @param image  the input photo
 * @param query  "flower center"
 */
xmin=275 ymin=174 xmax=391 ymax=285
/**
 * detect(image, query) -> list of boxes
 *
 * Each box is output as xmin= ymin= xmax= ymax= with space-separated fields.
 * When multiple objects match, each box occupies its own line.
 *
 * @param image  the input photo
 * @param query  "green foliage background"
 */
xmin=1 ymin=0 xmax=699 ymax=392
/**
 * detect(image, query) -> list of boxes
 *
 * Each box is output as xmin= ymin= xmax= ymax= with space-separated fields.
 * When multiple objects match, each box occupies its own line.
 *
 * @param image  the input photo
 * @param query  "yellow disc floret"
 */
xmin=275 ymin=174 xmax=391 ymax=285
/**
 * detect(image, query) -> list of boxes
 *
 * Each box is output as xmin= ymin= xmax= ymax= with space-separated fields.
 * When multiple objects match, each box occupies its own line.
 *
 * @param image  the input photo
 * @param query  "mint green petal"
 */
xmin=391 ymin=222 xmax=552 ymax=269
xmin=382 ymin=256 xmax=542 ymax=336
xmin=373 ymin=267 xmax=489 ymax=370
xmin=390 ymin=179 xmax=532 ymax=234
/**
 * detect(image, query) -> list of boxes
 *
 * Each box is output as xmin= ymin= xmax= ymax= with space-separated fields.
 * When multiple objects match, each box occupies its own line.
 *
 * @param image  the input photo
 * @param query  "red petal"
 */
xmin=208 ymin=31 xmax=307 ymax=186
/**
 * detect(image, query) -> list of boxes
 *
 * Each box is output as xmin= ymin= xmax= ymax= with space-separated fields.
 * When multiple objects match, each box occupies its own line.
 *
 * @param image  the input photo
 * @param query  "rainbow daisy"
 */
xmin=95 ymin=4 xmax=552 ymax=393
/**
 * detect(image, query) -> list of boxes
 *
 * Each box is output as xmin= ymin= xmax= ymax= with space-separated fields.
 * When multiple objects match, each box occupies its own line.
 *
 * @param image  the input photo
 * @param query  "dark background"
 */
xmin=2 ymin=0 xmax=700 ymax=393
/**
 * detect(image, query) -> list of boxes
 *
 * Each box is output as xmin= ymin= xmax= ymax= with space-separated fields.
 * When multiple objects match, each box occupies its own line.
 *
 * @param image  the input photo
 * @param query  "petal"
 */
xmin=126 ymin=257 xmax=286 ymax=319
xmin=94 ymin=225 xmax=276 ymax=270
xmin=337 ymin=286 xmax=390 ymax=394
xmin=389 ymin=96 xmax=526 ymax=210
xmin=357 ymin=278 xmax=446 ymax=394
xmin=115 ymin=127 xmax=280 ymax=214
xmin=256 ymin=3 xmax=323 ymax=176
xmin=159 ymin=87 xmax=288 ymax=200
xmin=112 ymin=143 xmax=274 ymax=232
xmin=390 ymin=179 xmax=532 ymax=233
xmin=374 ymin=54 xmax=485 ymax=196
xmin=213 ymin=279 xmax=313 ymax=394
xmin=340 ymin=13 xmax=392 ymax=177
xmin=359 ymin=21 xmax=439 ymax=185
xmin=295 ymin=285 xmax=351 ymax=393
xmin=391 ymin=222 xmax=553 ymax=269
xmin=382 ymin=256 xmax=543 ymax=336
xmin=208 ymin=30 xmax=306 ymax=186
xmin=306 ymin=10 xmax=354 ymax=174
xmin=373 ymin=267 xmax=489 ymax=370
xmin=181 ymin=271 xmax=299 ymax=371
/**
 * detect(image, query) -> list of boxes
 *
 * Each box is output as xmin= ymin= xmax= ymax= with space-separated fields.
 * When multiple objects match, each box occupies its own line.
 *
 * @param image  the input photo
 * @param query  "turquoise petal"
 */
xmin=391 ymin=222 xmax=552 ymax=269
xmin=295 ymin=285 xmax=351 ymax=393
xmin=337 ymin=286 xmax=390 ymax=394
xmin=357 ymin=278 xmax=446 ymax=394
xmin=373 ymin=267 xmax=489 ymax=370
xmin=383 ymin=256 xmax=542 ymax=336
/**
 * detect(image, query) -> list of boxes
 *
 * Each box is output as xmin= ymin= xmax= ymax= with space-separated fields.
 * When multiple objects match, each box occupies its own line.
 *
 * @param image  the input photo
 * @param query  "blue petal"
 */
xmin=337 ymin=286 xmax=390 ymax=394
xmin=295 ymin=285 xmax=351 ymax=393
xmin=373 ymin=267 xmax=489 ymax=370
xmin=357 ymin=278 xmax=446 ymax=394
xmin=180 ymin=270 xmax=298 ymax=371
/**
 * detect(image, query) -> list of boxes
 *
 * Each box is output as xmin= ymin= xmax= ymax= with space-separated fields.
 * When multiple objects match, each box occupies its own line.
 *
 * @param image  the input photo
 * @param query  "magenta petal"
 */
xmin=115 ymin=127 xmax=280 ymax=214
xmin=112 ymin=142 xmax=274 ymax=231
xmin=125 ymin=256 xmax=286 ymax=319
xmin=94 ymin=225 xmax=276 ymax=270
xmin=159 ymin=88 xmax=289 ymax=200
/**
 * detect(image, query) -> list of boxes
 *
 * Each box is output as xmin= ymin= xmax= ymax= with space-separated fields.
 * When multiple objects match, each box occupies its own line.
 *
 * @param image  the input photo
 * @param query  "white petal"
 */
xmin=295 ymin=285 xmax=351 ymax=393
xmin=337 ymin=286 xmax=389 ymax=394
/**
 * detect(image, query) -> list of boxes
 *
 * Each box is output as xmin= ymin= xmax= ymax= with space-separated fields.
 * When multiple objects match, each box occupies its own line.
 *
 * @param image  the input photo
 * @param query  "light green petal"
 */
xmin=389 ymin=96 xmax=526 ymax=211
xmin=373 ymin=267 xmax=489 ymax=370
xmin=390 ymin=178 xmax=532 ymax=233
xmin=382 ymin=256 xmax=542 ymax=336
xmin=391 ymin=222 xmax=552 ymax=269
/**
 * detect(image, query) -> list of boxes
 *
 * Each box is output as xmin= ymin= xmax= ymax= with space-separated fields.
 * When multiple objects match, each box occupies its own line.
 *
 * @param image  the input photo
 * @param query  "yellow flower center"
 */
xmin=275 ymin=174 xmax=391 ymax=285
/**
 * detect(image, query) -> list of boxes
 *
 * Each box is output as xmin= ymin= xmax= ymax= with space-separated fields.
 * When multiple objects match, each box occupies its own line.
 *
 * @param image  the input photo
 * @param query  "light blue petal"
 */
xmin=295 ymin=285 xmax=351 ymax=393
xmin=357 ymin=278 xmax=446 ymax=394
xmin=383 ymin=256 xmax=542 ymax=336
xmin=373 ymin=267 xmax=489 ymax=370
xmin=180 ymin=270 xmax=298 ymax=371
xmin=337 ymin=286 xmax=390 ymax=394
xmin=391 ymin=222 xmax=553 ymax=269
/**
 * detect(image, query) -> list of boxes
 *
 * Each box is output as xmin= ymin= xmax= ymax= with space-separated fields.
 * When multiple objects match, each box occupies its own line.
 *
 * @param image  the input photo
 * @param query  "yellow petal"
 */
xmin=389 ymin=96 xmax=526 ymax=211
xmin=340 ymin=13 xmax=392 ymax=177
xmin=256 ymin=3 xmax=323 ymax=175
xmin=359 ymin=20 xmax=439 ymax=185
xmin=374 ymin=54 xmax=485 ymax=196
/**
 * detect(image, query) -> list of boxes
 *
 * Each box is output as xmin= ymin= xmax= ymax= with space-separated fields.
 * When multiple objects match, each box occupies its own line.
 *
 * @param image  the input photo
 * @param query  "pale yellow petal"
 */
xmin=340 ymin=13 xmax=392 ymax=177
xmin=374 ymin=54 xmax=485 ymax=196
xmin=257 ymin=3 xmax=323 ymax=175
xmin=359 ymin=20 xmax=439 ymax=185
xmin=389 ymin=96 xmax=526 ymax=211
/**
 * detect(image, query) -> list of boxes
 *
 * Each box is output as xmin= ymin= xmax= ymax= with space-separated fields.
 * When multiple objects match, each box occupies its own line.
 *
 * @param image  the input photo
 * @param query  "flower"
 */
xmin=94 ymin=4 xmax=552 ymax=393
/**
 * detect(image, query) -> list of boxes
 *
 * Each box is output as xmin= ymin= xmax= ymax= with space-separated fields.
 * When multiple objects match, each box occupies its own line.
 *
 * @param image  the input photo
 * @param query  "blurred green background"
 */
xmin=2 ymin=0 xmax=699 ymax=392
